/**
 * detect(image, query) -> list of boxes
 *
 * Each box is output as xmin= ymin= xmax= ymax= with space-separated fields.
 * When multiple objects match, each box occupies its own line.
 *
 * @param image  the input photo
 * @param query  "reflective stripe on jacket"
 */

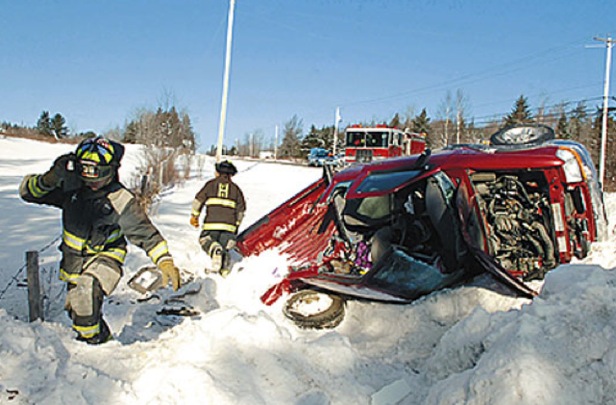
xmin=192 ymin=175 xmax=246 ymax=234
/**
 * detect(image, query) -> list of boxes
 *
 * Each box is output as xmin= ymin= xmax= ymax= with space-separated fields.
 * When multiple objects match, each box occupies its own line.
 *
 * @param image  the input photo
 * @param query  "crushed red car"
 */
xmin=236 ymin=125 xmax=608 ymax=328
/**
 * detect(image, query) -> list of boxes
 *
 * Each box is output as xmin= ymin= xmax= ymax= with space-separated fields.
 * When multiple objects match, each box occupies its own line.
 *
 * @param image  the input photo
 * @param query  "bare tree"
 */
xmin=279 ymin=115 xmax=303 ymax=159
xmin=436 ymin=91 xmax=454 ymax=147
xmin=401 ymin=105 xmax=417 ymax=130
xmin=237 ymin=129 xmax=266 ymax=158
xmin=534 ymin=93 xmax=550 ymax=125
xmin=121 ymin=101 xmax=196 ymax=206
xmin=454 ymin=89 xmax=470 ymax=144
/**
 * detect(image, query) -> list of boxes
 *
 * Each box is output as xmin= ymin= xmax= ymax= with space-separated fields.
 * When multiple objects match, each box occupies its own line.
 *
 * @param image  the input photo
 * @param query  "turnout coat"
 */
xmin=20 ymin=173 xmax=171 ymax=293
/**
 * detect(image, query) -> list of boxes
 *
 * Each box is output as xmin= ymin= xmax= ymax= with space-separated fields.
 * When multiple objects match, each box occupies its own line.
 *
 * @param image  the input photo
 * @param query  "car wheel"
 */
xmin=490 ymin=124 xmax=555 ymax=147
xmin=283 ymin=289 xmax=345 ymax=329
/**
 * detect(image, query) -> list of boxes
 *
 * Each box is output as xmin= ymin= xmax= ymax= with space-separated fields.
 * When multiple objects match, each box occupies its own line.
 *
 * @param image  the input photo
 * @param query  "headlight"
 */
xmin=556 ymin=148 xmax=583 ymax=183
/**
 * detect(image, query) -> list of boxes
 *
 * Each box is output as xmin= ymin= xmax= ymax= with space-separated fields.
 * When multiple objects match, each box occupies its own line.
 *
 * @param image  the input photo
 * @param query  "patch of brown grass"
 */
xmin=1 ymin=130 xmax=80 ymax=144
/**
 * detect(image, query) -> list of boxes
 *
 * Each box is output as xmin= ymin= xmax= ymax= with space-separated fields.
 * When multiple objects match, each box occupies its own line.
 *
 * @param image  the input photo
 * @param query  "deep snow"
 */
xmin=1 ymin=136 xmax=615 ymax=405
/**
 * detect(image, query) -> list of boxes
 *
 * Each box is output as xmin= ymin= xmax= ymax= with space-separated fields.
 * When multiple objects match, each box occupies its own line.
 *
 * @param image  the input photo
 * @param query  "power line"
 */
xmin=338 ymin=40 xmax=590 ymax=108
xmin=470 ymin=96 xmax=607 ymax=124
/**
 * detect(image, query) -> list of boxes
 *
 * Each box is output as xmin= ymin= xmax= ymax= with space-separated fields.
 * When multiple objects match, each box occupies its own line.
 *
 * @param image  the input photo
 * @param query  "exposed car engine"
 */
xmin=475 ymin=173 xmax=556 ymax=280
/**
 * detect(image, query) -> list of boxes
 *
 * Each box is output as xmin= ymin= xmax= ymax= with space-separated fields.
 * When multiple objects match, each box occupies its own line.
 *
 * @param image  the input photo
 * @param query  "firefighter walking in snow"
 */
xmin=19 ymin=137 xmax=180 ymax=345
xmin=190 ymin=160 xmax=246 ymax=276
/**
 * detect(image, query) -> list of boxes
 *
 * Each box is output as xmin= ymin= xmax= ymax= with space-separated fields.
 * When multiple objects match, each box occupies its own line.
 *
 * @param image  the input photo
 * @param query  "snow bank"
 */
xmin=1 ymin=137 xmax=615 ymax=405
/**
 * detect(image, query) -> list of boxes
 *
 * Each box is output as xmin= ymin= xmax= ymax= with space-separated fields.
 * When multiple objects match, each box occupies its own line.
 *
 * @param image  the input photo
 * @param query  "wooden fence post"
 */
xmin=26 ymin=251 xmax=44 ymax=322
xmin=140 ymin=174 xmax=148 ymax=195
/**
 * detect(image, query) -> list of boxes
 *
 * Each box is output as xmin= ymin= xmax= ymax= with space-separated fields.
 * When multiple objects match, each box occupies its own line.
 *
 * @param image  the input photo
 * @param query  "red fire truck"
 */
xmin=343 ymin=124 xmax=426 ymax=164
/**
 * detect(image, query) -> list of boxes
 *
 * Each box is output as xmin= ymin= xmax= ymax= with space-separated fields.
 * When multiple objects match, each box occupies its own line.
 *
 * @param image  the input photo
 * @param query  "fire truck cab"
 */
xmin=344 ymin=124 xmax=426 ymax=164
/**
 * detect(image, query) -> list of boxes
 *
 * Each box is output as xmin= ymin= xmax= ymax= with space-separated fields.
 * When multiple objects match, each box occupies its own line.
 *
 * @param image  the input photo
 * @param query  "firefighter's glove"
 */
xmin=159 ymin=259 xmax=181 ymax=291
xmin=189 ymin=215 xmax=199 ymax=228
xmin=41 ymin=153 xmax=73 ymax=189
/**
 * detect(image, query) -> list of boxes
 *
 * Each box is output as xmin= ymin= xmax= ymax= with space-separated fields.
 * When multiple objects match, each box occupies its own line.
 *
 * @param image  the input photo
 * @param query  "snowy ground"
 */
xmin=1 ymin=136 xmax=616 ymax=405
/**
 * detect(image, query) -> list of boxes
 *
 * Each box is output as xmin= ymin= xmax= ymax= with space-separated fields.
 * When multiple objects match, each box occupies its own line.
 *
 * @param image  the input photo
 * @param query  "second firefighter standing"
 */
xmin=190 ymin=160 xmax=246 ymax=276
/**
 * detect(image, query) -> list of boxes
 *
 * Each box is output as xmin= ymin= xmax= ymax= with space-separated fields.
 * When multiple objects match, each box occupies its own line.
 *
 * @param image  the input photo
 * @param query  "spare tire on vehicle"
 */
xmin=283 ymin=289 xmax=345 ymax=329
xmin=490 ymin=124 xmax=555 ymax=147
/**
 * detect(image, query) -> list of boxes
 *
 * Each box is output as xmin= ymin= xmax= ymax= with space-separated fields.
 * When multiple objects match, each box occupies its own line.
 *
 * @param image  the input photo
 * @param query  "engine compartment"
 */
xmin=470 ymin=171 xmax=557 ymax=280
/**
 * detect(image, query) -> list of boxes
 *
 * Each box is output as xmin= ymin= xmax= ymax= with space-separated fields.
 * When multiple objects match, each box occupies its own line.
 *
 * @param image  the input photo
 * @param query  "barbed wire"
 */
xmin=0 ymin=234 xmax=62 ymax=302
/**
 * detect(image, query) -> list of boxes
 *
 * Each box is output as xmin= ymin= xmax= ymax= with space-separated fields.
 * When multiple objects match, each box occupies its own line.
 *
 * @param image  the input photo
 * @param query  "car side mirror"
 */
xmin=414 ymin=148 xmax=432 ymax=170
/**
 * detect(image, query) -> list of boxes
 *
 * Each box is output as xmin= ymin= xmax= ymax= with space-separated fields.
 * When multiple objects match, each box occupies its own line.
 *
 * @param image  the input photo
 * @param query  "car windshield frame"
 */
xmin=346 ymin=166 xmax=441 ymax=199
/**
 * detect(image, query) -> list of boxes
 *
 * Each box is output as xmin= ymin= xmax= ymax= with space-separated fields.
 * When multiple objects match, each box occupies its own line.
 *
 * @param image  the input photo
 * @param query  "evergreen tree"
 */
xmin=180 ymin=113 xmax=196 ymax=152
xmin=123 ymin=121 xmax=139 ymax=144
xmin=320 ymin=125 xmax=335 ymax=151
xmin=568 ymin=102 xmax=589 ymax=143
xmin=504 ymin=95 xmax=534 ymax=126
xmin=301 ymin=125 xmax=325 ymax=152
xmin=122 ymin=106 xmax=196 ymax=152
xmin=556 ymin=112 xmax=569 ymax=139
xmin=51 ymin=113 xmax=68 ymax=139
xmin=36 ymin=111 xmax=53 ymax=138
xmin=389 ymin=113 xmax=401 ymax=129
xmin=299 ymin=125 xmax=336 ymax=155
xmin=410 ymin=108 xmax=431 ymax=135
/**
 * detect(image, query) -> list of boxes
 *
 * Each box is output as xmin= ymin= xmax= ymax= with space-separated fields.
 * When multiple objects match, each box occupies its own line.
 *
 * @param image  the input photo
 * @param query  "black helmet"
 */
xmin=215 ymin=160 xmax=238 ymax=175
xmin=75 ymin=137 xmax=124 ymax=182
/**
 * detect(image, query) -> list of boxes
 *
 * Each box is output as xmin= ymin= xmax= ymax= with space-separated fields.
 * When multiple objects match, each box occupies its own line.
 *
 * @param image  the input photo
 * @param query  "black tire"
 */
xmin=283 ymin=289 xmax=345 ymax=329
xmin=490 ymin=124 xmax=555 ymax=147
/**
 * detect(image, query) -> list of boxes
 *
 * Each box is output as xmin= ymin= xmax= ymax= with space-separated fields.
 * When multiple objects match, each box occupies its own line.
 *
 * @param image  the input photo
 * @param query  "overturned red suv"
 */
xmin=236 ymin=125 xmax=608 ymax=328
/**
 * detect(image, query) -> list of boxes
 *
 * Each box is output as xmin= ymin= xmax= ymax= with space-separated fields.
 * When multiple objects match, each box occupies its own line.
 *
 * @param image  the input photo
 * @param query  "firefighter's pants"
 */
xmin=66 ymin=256 xmax=122 ymax=340
xmin=199 ymin=230 xmax=236 ymax=256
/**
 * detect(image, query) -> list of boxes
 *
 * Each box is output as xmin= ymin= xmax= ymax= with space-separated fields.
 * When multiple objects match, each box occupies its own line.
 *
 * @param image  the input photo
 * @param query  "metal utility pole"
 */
xmin=456 ymin=110 xmax=461 ymax=145
xmin=274 ymin=125 xmax=279 ymax=160
xmin=332 ymin=107 xmax=341 ymax=155
xmin=594 ymin=35 xmax=614 ymax=190
xmin=216 ymin=0 xmax=236 ymax=163
xmin=250 ymin=132 xmax=254 ymax=158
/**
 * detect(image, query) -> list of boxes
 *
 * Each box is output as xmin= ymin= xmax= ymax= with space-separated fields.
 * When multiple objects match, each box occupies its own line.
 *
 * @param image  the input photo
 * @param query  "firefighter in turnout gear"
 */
xmin=19 ymin=136 xmax=180 ymax=345
xmin=190 ymin=160 xmax=246 ymax=276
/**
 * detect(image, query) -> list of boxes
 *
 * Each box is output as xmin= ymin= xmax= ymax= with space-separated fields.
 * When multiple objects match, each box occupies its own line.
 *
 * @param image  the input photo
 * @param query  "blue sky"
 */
xmin=2 ymin=0 xmax=616 ymax=151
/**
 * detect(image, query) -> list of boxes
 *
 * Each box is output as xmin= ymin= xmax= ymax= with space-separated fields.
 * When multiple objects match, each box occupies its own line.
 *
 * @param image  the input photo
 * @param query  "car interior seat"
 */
xmin=424 ymin=177 xmax=464 ymax=272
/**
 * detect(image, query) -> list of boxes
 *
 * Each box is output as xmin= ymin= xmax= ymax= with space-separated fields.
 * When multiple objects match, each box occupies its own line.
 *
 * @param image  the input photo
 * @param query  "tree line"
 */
xmin=1 ymin=93 xmax=615 ymax=190
xmin=1 ymin=106 xmax=198 ymax=202
xmin=1 ymin=107 xmax=196 ymax=150
xmin=254 ymin=94 xmax=614 ymax=190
